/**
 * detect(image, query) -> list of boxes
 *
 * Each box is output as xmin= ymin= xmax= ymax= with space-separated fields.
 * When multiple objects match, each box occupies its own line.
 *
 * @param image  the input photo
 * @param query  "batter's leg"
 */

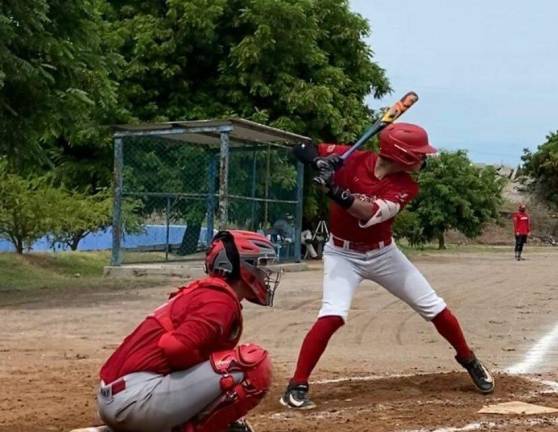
xmin=280 ymin=244 xmax=363 ymax=409
xmin=367 ymin=245 xmax=494 ymax=393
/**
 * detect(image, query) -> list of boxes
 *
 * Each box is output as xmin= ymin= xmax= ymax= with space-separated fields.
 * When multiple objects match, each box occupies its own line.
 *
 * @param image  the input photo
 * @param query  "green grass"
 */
xmin=398 ymin=243 xmax=512 ymax=255
xmin=0 ymin=251 xmax=158 ymax=293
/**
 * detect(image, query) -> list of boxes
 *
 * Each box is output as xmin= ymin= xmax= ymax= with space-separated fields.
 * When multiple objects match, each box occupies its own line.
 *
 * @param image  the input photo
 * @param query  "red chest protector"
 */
xmin=150 ymin=277 xmax=243 ymax=346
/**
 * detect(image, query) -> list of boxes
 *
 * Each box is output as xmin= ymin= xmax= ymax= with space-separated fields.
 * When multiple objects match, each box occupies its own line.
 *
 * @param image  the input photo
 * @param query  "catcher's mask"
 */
xmin=205 ymin=230 xmax=281 ymax=306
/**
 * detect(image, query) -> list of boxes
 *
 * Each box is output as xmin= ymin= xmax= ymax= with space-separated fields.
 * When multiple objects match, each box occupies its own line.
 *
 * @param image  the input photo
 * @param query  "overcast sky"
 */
xmin=349 ymin=0 xmax=557 ymax=166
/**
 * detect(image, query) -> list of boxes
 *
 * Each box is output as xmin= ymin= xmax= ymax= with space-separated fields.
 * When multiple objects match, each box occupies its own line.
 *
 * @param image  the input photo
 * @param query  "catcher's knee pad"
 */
xmin=187 ymin=343 xmax=272 ymax=432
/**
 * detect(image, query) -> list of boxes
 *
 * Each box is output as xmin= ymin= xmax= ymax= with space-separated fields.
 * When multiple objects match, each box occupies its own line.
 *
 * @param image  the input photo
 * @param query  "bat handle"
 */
xmin=340 ymin=125 xmax=380 ymax=161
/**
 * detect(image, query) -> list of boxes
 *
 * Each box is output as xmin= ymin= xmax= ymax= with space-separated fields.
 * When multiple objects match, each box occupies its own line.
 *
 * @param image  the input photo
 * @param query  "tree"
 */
xmin=50 ymin=192 xmax=112 ymax=251
xmin=402 ymin=151 xmax=505 ymax=249
xmin=106 ymin=0 xmax=391 ymax=239
xmin=0 ymin=161 xmax=65 ymax=253
xmin=0 ymin=0 xmax=121 ymax=172
xmin=521 ymin=131 xmax=558 ymax=208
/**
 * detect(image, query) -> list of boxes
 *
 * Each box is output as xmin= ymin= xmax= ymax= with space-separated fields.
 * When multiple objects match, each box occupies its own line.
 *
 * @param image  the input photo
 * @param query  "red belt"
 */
xmin=331 ymin=236 xmax=392 ymax=253
xmin=102 ymin=378 xmax=126 ymax=396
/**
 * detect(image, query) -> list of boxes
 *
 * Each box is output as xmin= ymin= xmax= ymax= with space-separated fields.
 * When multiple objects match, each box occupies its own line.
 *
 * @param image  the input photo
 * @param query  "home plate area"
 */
xmin=247 ymin=372 xmax=558 ymax=432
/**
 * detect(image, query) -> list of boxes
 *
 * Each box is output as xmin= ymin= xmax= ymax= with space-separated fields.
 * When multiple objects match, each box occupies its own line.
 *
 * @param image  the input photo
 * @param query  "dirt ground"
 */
xmin=2 ymin=247 xmax=558 ymax=432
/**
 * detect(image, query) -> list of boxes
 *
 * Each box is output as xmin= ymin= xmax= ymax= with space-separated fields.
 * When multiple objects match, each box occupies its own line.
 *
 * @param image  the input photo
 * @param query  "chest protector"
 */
xmin=150 ymin=277 xmax=243 ymax=345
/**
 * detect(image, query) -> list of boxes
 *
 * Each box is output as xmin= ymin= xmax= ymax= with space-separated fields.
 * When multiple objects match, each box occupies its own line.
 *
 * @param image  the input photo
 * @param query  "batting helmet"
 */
xmin=378 ymin=123 xmax=437 ymax=168
xmin=205 ymin=230 xmax=281 ymax=306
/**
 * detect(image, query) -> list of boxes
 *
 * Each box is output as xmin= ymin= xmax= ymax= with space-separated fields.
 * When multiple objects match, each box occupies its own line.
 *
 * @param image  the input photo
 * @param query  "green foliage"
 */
xmin=393 ymin=209 xmax=424 ymax=247
xmin=398 ymin=151 xmax=505 ymax=248
xmin=0 ymin=0 xmax=121 ymax=170
xmin=0 ymin=161 xmax=124 ymax=253
xmin=0 ymin=161 xmax=63 ymax=253
xmin=50 ymin=191 xmax=113 ymax=250
xmin=109 ymin=0 xmax=390 ymax=140
xmin=521 ymin=131 xmax=558 ymax=208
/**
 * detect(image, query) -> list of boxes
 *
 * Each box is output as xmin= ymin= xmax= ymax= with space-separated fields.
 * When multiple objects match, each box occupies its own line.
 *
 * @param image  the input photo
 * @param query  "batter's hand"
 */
xmin=313 ymin=154 xmax=344 ymax=171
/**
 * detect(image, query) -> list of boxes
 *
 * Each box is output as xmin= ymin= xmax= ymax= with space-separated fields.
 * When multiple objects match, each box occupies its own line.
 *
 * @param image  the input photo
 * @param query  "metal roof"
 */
xmin=113 ymin=118 xmax=312 ymax=147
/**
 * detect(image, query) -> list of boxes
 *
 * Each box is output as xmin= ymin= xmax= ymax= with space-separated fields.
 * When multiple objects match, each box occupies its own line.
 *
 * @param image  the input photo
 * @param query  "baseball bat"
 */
xmin=340 ymin=91 xmax=419 ymax=161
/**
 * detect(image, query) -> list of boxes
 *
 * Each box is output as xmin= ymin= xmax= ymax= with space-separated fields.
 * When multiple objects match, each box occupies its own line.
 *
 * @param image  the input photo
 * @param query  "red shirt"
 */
xmin=100 ymin=279 xmax=242 ymax=383
xmin=512 ymin=211 xmax=530 ymax=235
xmin=318 ymin=144 xmax=419 ymax=245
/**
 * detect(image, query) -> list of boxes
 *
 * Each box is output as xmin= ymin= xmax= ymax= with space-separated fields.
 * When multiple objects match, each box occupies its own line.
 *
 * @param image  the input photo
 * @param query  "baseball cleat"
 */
xmin=279 ymin=382 xmax=316 ymax=409
xmin=456 ymin=354 xmax=495 ymax=394
xmin=227 ymin=418 xmax=255 ymax=432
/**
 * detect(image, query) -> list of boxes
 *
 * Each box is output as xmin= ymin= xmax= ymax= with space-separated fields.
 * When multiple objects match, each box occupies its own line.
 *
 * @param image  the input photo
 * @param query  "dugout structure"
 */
xmin=111 ymin=118 xmax=310 ymax=265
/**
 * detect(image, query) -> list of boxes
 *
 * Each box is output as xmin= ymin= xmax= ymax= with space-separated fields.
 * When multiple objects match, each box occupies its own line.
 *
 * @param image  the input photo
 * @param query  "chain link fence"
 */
xmin=111 ymin=120 xmax=307 ymax=265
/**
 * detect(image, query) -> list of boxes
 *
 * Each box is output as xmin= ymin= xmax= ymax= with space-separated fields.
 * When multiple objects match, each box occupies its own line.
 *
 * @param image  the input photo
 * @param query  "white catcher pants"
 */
xmin=318 ymin=239 xmax=446 ymax=321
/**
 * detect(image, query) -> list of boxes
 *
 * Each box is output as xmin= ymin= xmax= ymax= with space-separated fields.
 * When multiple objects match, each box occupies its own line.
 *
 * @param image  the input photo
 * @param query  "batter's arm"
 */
xmin=345 ymin=198 xmax=400 ymax=227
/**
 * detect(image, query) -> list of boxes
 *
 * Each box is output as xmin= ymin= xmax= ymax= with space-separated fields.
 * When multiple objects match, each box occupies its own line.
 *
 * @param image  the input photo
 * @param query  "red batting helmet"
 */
xmin=378 ymin=123 xmax=437 ymax=168
xmin=205 ymin=230 xmax=281 ymax=306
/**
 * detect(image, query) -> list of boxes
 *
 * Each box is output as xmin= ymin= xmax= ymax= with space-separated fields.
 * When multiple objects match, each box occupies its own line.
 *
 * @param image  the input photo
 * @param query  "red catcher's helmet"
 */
xmin=379 ymin=123 xmax=437 ymax=168
xmin=205 ymin=230 xmax=281 ymax=306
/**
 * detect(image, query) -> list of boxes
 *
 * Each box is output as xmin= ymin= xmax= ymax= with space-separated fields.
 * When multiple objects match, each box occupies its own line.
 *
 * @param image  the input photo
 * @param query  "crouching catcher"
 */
xmin=96 ymin=230 xmax=281 ymax=432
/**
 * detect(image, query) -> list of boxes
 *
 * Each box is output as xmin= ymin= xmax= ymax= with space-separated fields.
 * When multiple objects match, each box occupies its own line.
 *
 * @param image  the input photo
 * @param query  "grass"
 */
xmin=0 ymin=251 xmax=160 ymax=294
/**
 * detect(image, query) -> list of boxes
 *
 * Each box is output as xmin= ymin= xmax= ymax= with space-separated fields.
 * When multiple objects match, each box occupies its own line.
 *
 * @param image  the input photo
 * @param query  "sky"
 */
xmin=349 ymin=0 xmax=558 ymax=166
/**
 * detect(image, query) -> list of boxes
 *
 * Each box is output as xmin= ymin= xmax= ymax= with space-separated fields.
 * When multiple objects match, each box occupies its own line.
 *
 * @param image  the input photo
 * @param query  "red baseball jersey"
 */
xmin=100 ymin=278 xmax=242 ymax=383
xmin=512 ymin=211 xmax=530 ymax=235
xmin=318 ymin=144 xmax=419 ymax=245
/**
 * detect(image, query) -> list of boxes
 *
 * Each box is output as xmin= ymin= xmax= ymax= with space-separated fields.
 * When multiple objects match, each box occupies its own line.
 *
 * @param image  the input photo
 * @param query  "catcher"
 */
xmin=96 ymin=230 xmax=281 ymax=432
xmin=280 ymin=123 xmax=495 ymax=410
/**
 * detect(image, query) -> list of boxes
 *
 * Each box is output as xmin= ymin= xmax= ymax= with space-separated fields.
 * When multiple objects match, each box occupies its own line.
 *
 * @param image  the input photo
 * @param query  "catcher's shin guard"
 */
xmin=184 ymin=343 xmax=272 ymax=432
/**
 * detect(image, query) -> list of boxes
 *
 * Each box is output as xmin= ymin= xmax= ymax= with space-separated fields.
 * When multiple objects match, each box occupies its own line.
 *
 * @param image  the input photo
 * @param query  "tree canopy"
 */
xmin=521 ymin=131 xmax=558 ymax=208
xmin=0 ymin=0 xmax=121 ymax=172
xmin=108 ymin=0 xmax=390 ymax=141
xmin=395 ymin=151 xmax=505 ymax=248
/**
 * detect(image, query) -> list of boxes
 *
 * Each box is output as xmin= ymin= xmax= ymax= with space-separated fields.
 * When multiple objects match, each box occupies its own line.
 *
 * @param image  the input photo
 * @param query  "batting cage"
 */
xmin=110 ymin=118 xmax=310 ymax=265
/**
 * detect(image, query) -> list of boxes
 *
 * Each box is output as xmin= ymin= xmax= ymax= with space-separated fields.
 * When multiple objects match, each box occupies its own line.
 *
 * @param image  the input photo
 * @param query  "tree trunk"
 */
xmin=69 ymin=230 xmax=86 ymax=251
xmin=437 ymin=232 xmax=446 ymax=249
xmin=177 ymin=222 xmax=202 ymax=256
xmin=15 ymin=238 xmax=23 ymax=254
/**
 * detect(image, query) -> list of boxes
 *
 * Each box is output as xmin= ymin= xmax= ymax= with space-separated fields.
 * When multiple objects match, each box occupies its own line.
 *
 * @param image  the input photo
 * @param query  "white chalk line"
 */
xmin=506 ymin=320 xmax=558 ymax=374
xmin=401 ymin=417 xmax=558 ymax=432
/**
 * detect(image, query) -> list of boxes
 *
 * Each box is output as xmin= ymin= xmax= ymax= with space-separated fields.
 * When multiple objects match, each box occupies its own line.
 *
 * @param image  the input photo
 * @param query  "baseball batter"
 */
xmin=512 ymin=203 xmax=530 ymax=260
xmin=280 ymin=123 xmax=495 ymax=409
xmin=96 ymin=230 xmax=281 ymax=432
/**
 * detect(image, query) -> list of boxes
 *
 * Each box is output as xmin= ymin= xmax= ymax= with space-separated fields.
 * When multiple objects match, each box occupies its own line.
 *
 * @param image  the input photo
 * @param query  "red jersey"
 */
xmin=318 ymin=144 xmax=419 ymax=244
xmin=100 ymin=278 xmax=242 ymax=383
xmin=512 ymin=211 xmax=530 ymax=235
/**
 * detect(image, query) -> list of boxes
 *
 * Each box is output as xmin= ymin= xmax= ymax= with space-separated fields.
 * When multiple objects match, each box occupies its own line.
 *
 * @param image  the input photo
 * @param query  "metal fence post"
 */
xmin=165 ymin=196 xmax=171 ymax=261
xmin=250 ymin=151 xmax=257 ymax=231
xmin=294 ymin=161 xmax=304 ymax=262
xmin=111 ymin=137 xmax=124 ymax=266
xmin=207 ymin=153 xmax=217 ymax=244
xmin=218 ymin=131 xmax=230 ymax=229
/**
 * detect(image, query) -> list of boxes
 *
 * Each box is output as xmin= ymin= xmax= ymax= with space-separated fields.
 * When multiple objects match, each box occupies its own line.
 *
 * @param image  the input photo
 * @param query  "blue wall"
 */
xmin=0 ymin=225 xmax=213 ymax=252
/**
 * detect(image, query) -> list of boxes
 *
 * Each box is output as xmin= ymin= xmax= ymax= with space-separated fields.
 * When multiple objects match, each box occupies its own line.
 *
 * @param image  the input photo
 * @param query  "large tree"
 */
xmin=106 ymin=0 xmax=391 ymax=244
xmin=0 ymin=0 xmax=121 ymax=175
xmin=107 ymin=0 xmax=390 ymax=139
xmin=400 ymin=151 xmax=505 ymax=249
xmin=521 ymin=131 xmax=558 ymax=208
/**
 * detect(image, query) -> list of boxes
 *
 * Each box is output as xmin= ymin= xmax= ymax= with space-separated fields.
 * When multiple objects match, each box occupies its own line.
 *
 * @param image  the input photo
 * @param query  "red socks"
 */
xmin=292 ymin=316 xmax=344 ymax=385
xmin=432 ymin=307 xmax=473 ymax=360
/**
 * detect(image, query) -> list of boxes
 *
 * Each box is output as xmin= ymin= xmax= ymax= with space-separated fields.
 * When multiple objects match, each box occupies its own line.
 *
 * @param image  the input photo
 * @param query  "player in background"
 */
xmin=512 ymin=203 xmax=531 ymax=260
xmin=96 ymin=230 xmax=281 ymax=432
xmin=280 ymin=123 xmax=495 ymax=410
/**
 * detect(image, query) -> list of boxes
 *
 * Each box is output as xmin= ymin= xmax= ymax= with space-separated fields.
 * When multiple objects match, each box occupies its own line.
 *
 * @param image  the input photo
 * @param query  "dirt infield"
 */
xmin=2 ymin=247 xmax=558 ymax=432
